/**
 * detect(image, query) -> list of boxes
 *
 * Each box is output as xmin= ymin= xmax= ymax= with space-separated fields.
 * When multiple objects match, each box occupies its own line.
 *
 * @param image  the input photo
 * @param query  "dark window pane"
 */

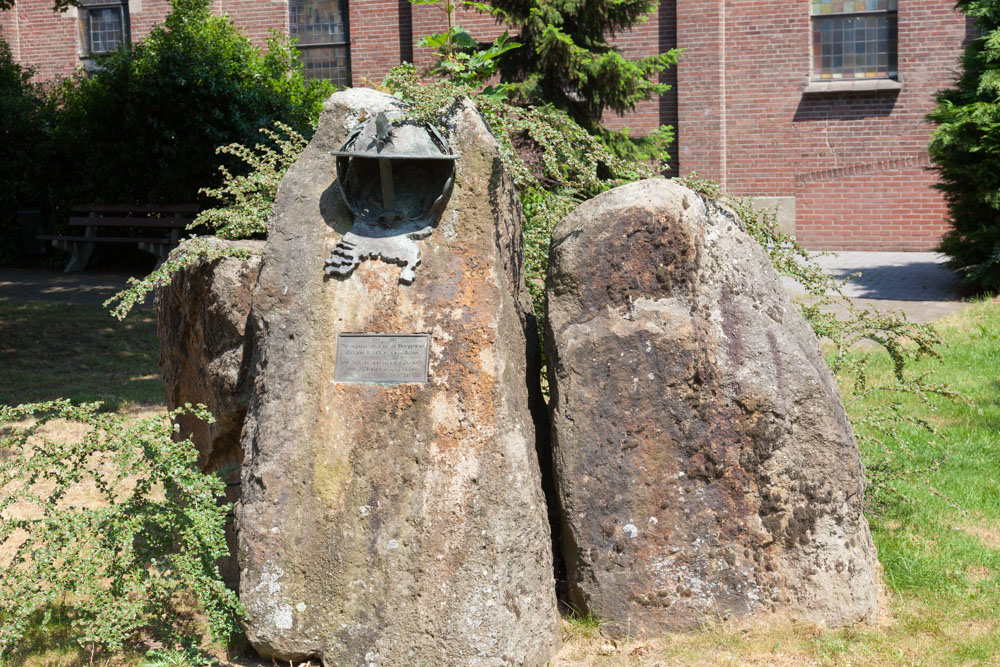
xmin=290 ymin=0 xmax=348 ymax=46
xmin=300 ymin=45 xmax=350 ymax=86
xmin=90 ymin=7 xmax=123 ymax=54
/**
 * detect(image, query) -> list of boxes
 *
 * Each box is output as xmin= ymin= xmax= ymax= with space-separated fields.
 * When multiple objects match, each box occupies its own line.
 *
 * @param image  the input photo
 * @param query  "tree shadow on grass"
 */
xmin=0 ymin=300 xmax=163 ymax=411
xmin=3 ymin=605 xmax=97 ymax=666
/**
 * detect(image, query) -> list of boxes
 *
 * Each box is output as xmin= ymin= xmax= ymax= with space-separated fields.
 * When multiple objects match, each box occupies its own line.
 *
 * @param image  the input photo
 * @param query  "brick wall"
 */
xmin=3 ymin=0 xmax=970 ymax=250
xmin=130 ymin=0 xmax=173 ymax=43
xmin=677 ymin=0 xmax=968 ymax=250
xmin=348 ymin=0 xmax=413 ymax=86
xmin=2 ymin=0 xmax=285 ymax=83
xmin=1 ymin=0 xmax=80 ymax=81
xmin=676 ymin=0 xmax=726 ymax=185
xmin=210 ymin=0 xmax=286 ymax=47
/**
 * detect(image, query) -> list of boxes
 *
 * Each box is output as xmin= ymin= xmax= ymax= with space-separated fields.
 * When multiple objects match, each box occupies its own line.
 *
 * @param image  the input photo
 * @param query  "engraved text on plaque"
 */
xmin=334 ymin=333 xmax=430 ymax=384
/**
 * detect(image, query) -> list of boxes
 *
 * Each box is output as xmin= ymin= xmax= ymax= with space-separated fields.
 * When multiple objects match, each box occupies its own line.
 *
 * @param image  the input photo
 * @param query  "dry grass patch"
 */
xmin=960 ymin=518 xmax=1000 ymax=551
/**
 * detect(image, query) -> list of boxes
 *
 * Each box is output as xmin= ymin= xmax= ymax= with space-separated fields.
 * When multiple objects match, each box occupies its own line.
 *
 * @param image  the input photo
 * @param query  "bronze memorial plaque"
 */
xmin=334 ymin=333 xmax=430 ymax=384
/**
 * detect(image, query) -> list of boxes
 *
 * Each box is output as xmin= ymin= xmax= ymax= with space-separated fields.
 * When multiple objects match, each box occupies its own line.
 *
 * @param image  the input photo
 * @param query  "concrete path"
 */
xmin=0 ymin=269 xmax=138 ymax=306
xmin=0 ymin=252 xmax=969 ymax=322
xmin=782 ymin=251 xmax=968 ymax=324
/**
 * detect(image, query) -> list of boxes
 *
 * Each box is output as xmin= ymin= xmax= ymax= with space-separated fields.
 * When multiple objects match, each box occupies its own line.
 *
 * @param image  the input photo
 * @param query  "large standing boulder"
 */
xmin=156 ymin=237 xmax=262 ymax=473
xmin=236 ymin=89 xmax=559 ymax=664
xmin=155 ymin=236 xmax=263 ymax=588
xmin=545 ymin=179 xmax=878 ymax=637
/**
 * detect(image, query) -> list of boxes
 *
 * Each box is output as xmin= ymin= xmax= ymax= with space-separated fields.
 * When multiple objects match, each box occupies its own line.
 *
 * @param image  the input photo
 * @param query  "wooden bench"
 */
xmin=38 ymin=204 xmax=199 ymax=272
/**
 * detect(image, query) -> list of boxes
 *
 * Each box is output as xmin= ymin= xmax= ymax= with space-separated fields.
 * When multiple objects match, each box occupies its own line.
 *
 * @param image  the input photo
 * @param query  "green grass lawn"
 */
xmin=2 ymin=296 xmax=999 ymax=666
xmin=848 ymin=297 xmax=1000 ymax=665
xmin=0 ymin=299 xmax=163 ymax=410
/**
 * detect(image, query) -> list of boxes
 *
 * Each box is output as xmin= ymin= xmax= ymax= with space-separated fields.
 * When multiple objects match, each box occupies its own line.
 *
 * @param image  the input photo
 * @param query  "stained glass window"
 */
xmin=811 ymin=0 xmax=897 ymax=80
xmin=289 ymin=0 xmax=350 ymax=85
xmin=89 ymin=6 xmax=124 ymax=54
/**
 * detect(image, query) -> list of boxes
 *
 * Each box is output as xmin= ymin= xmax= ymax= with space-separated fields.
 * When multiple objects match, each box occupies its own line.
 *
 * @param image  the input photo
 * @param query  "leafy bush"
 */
xmin=105 ymin=122 xmax=304 ymax=319
xmin=0 ymin=36 xmax=54 ymax=264
xmin=0 ymin=400 xmax=242 ymax=658
xmin=412 ymin=0 xmax=521 ymax=85
xmin=192 ymin=122 xmax=307 ymax=240
xmin=47 ymin=0 xmax=332 ymax=210
xmin=928 ymin=0 xmax=1000 ymax=291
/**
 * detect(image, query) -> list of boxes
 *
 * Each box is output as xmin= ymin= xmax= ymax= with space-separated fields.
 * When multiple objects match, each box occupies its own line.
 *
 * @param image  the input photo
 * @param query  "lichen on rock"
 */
xmin=236 ymin=89 xmax=559 ymax=665
xmin=545 ymin=178 xmax=878 ymax=637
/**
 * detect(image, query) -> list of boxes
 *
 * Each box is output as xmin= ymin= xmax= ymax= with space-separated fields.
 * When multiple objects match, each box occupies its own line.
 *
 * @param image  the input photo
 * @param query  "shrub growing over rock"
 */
xmin=0 ymin=401 xmax=242 ymax=659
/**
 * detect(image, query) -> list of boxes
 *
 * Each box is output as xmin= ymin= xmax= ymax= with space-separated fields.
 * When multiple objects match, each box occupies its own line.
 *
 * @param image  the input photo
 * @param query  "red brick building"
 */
xmin=1 ymin=0 xmax=971 ymax=250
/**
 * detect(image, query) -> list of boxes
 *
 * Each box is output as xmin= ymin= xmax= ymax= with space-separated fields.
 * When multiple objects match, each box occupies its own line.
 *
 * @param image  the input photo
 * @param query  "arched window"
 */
xmin=289 ymin=0 xmax=350 ymax=85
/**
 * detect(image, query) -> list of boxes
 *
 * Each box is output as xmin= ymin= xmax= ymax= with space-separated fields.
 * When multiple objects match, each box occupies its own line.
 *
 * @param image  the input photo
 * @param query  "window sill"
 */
xmin=803 ymin=78 xmax=902 ymax=94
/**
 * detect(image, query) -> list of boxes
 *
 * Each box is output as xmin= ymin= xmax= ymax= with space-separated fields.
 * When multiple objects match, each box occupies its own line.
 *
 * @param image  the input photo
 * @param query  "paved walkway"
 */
xmin=0 ymin=252 xmax=969 ymax=322
xmin=0 ymin=269 xmax=140 ymax=306
xmin=782 ymin=251 xmax=968 ymax=324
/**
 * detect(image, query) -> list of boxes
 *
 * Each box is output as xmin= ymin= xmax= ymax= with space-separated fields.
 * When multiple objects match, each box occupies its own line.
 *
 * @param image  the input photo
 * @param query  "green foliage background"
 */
xmin=0 ymin=0 xmax=332 ymax=267
xmin=0 ymin=39 xmax=55 ymax=265
xmin=928 ymin=0 xmax=1000 ymax=291
xmin=489 ymin=0 xmax=678 ymax=130
xmin=46 ymin=0 xmax=332 ymax=209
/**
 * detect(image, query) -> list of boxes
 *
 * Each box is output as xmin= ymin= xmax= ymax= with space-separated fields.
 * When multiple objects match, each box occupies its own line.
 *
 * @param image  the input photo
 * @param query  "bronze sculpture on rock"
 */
xmin=325 ymin=111 xmax=460 ymax=284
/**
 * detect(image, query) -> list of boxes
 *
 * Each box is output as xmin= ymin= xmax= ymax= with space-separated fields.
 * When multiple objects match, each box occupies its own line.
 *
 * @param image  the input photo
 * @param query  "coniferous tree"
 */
xmin=488 ymin=0 xmax=678 ymax=134
xmin=928 ymin=0 xmax=1000 ymax=291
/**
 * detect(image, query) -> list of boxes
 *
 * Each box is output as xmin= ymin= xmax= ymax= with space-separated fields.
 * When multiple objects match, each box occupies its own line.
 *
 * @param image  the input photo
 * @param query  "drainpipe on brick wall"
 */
xmin=719 ymin=0 xmax=727 ymax=191
xmin=13 ymin=0 xmax=23 ymax=63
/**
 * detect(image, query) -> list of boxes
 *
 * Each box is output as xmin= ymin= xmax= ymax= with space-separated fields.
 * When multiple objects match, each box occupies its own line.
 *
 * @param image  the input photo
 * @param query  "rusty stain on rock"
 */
xmin=236 ymin=90 xmax=559 ymax=665
xmin=546 ymin=179 xmax=878 ymax=638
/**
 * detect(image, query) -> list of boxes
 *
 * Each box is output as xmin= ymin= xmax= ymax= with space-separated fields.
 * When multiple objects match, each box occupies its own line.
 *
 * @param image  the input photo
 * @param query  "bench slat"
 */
xmin=37 ymin=235 xmax=174 ymax=244
xmin=68 ymin=216 xmax=190 ymax=228
xmin=70 ymin=203 xmax=199 ymax=215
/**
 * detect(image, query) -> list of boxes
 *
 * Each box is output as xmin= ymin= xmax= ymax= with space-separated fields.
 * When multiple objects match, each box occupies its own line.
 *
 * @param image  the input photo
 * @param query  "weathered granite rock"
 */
xmin=545 ymin=179 xmax=878 ymax=637
xmin=236 ymin=89 xmax=559 ymax=664
xmin=155 ymin=237 xmax=262 ymax=472
xmin=155 ymin=236 xmax=263 ymax=588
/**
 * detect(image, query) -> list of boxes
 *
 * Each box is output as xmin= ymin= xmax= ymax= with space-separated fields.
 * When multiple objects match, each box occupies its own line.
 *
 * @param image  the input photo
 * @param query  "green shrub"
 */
xmin=47 ymin=0 xmax=332 ymax=210
xmin=0 ymin=400 xmax=242 ymax=659
xmin=0 ymin=36 xmax=54 ymax=264
xmin=192 ymin=121 xmax=307 ymax=240
xmin=411 ymin=0 xmax=521 ymax=86
xmin=928 ymin=0 xmax=1000 ymax=291
xmin=104 ymin=122 xmax=305 ymax=319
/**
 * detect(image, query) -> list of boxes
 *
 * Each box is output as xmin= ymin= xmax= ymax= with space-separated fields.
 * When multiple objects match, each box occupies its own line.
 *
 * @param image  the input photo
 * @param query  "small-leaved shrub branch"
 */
xmin=103 ymin=122 xmax=306 ymax=320
xmin=0 ymin=400 xmax=243 ymax=658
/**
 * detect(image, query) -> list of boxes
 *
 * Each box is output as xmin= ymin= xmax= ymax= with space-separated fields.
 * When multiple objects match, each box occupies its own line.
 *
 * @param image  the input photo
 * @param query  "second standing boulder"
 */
xmin=545 ymin=178 xmax=878 ymax=637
